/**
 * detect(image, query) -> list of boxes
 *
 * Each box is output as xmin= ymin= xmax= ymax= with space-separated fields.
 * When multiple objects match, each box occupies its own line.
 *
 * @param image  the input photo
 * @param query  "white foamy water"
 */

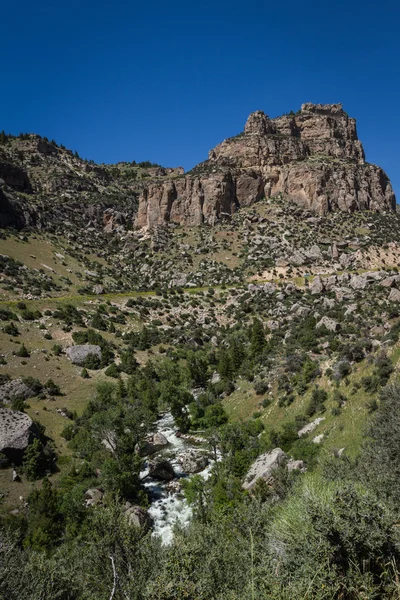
xmin=140 ymin=412 xmax=215 ymax=545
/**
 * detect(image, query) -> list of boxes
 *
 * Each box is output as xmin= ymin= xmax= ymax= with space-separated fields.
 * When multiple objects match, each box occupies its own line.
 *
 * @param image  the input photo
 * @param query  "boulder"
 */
xmin=316 ymin=316 xmax=339 ymax=332
xmin=389 ymin=288 xmax=400 ymax=303
xmin=380 ymin=277 xmax=397 ymax=288
xmin=123 ymin=502 xmax=151 ymax=531
xmin=298 ymin=417 xmax=326 ymax=437
xmin=148 ymin=459 xmax=175 ymax=481
xmin=65 ymin=345 xmax=102 ymax=365
xmin=0 ymin=379 xmax=37 ymax=404
xmin=84 ymin=487 xmax=104 ymax=507
xmin=311 ymin=276 xmax=324 ymax=295
xmin=243 ymin=448 xmax=287 ymax=490
xmin=179 ymin=450 xmax=209 ymax=474
xmin=153 ymin=432 xmax=169 ymax=447
xmin=0 ymin=408 xmax=38 ymax=461
xmin=349 ymin=274 xmax=368 ymax=290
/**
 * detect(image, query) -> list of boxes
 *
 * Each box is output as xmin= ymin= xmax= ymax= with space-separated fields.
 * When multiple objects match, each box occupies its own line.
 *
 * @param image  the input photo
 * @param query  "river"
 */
xmin=139 ymin=412 xmax=215 ymax=545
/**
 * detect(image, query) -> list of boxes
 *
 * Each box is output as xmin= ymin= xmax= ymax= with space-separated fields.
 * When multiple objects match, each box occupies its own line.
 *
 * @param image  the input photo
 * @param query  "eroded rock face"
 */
xmin=0 ymin=408 xmax=38 ymax=461
xmin=136 ymin=103 xmax=395 ymax=228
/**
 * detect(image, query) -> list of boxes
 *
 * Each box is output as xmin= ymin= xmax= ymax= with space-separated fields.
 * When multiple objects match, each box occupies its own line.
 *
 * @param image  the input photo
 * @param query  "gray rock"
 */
xmin=289 ymin=250 xmax=306 ymax=266
xmin=298 ymin=417 xmax=325 ymax=437
xmin=65 ymin=345 xmax=102 ymax=365
xmin=0 ymin=408 xmax=38 ymax=460
xmin=148 ymin=459 xmax=175 ymax=481
xmin=243 ymin=448 xmax=286 ymax=490
xmin=275 ymin=257 xmax=288 ymax=267
xmin=0 ymin=379 xmax=36 ymax=404
xmin=316 ymin=316 xmax=339 ymax=332
xmin=311 ymin=276 xmax=324 ymax=295
xmin=349 ymin=275 xmax=368 ymax=290
xmin=179 ymin=450 xmax=209 ymax=474
xmin=153 ymin=432 xmax=169 ymax=447
xmin=380 ymin=277 xmax=397 ymax=288
xmin=85 ymin=488 xmax=104 ymax=507
xmin=92 ymin=284 xmax=104 ymax=295
xmin=123 ymin=502 xmax=151 ymax=530
xmin=389 ymin=288 xmax=400 ymax=302
xmin=305 ymin=245 xmax=322 ymax=261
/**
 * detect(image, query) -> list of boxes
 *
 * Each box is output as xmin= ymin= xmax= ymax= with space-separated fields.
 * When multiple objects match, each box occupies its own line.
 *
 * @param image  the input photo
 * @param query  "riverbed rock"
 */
xmin=148 ymin=458 xmax=175 ymax=481
xmin=135 ymin=432 xmax=170 ymax=457
xmin=0 ymin=408 xmax=38 ymax=461
xmin=65 ymin=344 xmax=102 ymax=365
xmin=179 ymin=450 xmax=209 ymax=474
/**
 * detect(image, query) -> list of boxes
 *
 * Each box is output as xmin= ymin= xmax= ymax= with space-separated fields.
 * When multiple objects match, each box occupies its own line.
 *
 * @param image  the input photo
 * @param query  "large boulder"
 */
xmin=179 ymin=450 xmax=209 ymax=474
xmin=0 ymin=408 xmax=38 ymax=461
xmin=148 ymin=458 xmax=175 ymax=481
xmin=84 ymin=488 xmax=104 ymax=507
xmin=243 ymin=448 xmax=287 ymax=490
xmin=65 ymin=345 xmax=102 ymax=366
xmin=123 ymin=502 xmax=152 ymax=531
xmin=243 ymin=448 xmax=305 ymax=490
xmin=135 ymin=432 xmax=169 ymax=457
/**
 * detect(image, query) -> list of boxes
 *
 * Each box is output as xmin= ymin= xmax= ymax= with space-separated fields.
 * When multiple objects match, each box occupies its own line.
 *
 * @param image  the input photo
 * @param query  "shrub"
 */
xmin=3 ymin=322 xmax=19 ymax=336
xmin=105 ymin=363 xmax=120 ymax=378
xmin=14 ymin=344 xmax=30 ymax=358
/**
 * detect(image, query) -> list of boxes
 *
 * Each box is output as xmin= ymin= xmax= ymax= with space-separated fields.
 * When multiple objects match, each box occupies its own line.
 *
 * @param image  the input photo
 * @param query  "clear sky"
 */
xmin=2 ymin=0 xmax=399 ymax=198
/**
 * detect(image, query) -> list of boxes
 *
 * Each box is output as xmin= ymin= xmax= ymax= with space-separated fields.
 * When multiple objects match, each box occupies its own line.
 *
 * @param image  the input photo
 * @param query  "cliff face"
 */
xmin=136 ymin=103 xmax=395 ymax=228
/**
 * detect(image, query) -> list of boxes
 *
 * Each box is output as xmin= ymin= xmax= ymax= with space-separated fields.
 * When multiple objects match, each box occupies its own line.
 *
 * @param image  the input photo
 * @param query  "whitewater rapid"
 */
xmin=140 ymin=413 xmax=214 ymax=545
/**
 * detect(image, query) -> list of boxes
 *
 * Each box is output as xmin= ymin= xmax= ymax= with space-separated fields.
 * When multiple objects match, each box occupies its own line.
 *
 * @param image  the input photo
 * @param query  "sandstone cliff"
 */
xmin=136 ymin=103 xmax=395 ymax=228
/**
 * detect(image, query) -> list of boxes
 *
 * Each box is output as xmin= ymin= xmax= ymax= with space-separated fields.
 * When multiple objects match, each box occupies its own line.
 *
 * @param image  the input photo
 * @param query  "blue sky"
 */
xmin=2 ymin=0 xmax=399 ymax=197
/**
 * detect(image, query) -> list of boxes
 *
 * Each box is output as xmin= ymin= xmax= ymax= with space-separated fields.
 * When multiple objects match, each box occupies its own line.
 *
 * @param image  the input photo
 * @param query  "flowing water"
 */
xmin=140 ymin=412 xmax=214 ymax=545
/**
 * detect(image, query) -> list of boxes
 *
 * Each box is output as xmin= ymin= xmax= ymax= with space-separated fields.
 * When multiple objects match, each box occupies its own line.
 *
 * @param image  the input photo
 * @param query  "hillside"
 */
xmin=1 ymin=105 xmax=400 ymax=599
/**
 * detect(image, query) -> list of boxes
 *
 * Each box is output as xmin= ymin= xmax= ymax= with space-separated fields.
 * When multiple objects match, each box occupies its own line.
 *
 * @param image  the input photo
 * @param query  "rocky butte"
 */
xmin=136 ymin=103 xmax=395 ymax=228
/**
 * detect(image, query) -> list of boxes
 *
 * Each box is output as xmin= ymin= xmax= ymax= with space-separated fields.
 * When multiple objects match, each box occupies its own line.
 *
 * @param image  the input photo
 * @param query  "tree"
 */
xmin=22 ymin=439 xmax=56 ymax=480
xmin=250 ymin=319 xmax=265 ymax=357
xmin=24 ymin=478 xmax=63 ymax=551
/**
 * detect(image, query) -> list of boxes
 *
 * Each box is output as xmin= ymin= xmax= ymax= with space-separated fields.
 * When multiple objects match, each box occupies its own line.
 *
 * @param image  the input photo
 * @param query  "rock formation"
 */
xmin=0 ymin=407 xmax=38 ymax=461
xmin=65 ymin=344 xmax=102 ymax=365
xmin=136 ymin=103 xmax=395 ymax=228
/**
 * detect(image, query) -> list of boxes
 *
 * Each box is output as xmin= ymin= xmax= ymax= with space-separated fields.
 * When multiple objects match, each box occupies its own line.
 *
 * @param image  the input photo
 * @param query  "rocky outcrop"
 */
xmin=0 ymin=378 xmax=39 ymax=404
xmin=65 ymin=344 xmax=102 ymax=365
xmin=0 ymin=408 xmax=38 ymax=461
xmin=242 ymin=448 xmax=304 ymax=490
xmin=136 ymin=103 xmax=395 ymax=228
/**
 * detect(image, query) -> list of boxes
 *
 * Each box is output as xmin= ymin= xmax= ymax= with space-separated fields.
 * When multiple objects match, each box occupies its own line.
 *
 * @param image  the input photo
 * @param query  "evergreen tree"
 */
xmin=250 ymin=319 xmax=265 ymax=357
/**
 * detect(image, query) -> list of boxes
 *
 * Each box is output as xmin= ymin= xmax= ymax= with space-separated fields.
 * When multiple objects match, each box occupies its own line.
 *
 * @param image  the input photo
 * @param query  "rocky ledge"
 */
xmin=136 ymin=103 xmax=395 ymax=228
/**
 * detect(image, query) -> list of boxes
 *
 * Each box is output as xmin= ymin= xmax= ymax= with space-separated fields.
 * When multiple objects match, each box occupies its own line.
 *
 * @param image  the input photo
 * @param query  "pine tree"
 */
xmin=250 ymin=319 xmax=265 ymax=357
